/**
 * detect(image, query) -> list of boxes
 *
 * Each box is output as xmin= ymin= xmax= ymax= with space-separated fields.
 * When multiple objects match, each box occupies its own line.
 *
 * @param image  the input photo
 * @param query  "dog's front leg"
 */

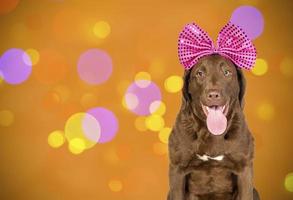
xmin=168 ymin=164 xmax=187 ymax=200
xmin=236 ymin=164 xmax=254 ymax=200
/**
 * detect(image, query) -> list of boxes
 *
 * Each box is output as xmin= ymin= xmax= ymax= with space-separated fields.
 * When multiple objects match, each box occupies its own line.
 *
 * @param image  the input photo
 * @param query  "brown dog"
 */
xmin=167 ymin=54 xmax=260 ymax=200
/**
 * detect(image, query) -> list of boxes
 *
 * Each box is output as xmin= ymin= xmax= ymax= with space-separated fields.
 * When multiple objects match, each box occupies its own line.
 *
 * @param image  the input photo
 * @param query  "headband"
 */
xmin=178 ymin=22 xmax=257 ymax=70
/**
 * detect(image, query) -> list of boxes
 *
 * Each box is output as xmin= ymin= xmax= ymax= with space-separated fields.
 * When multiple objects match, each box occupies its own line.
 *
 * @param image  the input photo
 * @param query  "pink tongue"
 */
xmin=206 ymin=108 xmax=227 ymax=135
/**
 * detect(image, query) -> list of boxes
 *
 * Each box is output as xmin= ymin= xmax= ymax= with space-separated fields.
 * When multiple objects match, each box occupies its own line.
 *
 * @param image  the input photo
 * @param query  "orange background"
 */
xmin=0 ymin=0 xmax=293 ymax=200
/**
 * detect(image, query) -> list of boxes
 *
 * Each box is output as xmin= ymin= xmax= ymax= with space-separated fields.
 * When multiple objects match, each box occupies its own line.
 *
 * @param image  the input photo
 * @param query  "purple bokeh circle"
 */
xmin=77 ymin=49 xmax=112 ymax=85
xmin=0 ymin=48 xmax=32 ymax=84
xmin=86 ymin=107 xmax=118 ymax=143
xmin=82 ymin=113 xmax=101 ymax=143
xmin=230 ymin=6 xmax=264 ymax=40
xmin=125 ymin=81 xmax=162 ymax=116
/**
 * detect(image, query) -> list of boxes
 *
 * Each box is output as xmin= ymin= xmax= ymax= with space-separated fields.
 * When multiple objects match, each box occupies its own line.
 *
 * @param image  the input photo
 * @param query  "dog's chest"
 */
xmin=194 ymin=134 xmax=227 ymax=161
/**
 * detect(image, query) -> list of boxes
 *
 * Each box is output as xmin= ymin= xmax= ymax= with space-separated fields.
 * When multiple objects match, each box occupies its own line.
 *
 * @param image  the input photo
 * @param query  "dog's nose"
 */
xmin=207 ymin=91 xmax=221 ymax=101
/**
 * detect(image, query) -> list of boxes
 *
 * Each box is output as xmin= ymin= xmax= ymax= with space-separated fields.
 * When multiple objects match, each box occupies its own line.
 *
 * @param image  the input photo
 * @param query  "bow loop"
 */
xmin=178 ymin=22 xmax=257 ymax=70
xmin=178 ymin=23 xmax=214 ymax=69
xmin=216 ymin=22 xmax=257 ymax=70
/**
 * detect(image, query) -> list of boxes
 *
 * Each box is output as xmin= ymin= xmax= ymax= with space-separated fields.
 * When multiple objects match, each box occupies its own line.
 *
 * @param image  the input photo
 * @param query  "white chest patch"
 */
xmin=196 ymin=154 xmax=224 ymax=162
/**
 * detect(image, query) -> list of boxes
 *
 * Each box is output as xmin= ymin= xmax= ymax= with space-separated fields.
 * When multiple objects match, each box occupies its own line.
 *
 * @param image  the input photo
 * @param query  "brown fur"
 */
xmin=167 ymin=55 xmax=260 ymax=200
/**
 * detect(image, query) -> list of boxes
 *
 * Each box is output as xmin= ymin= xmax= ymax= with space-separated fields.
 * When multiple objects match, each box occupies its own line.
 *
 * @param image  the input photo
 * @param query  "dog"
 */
xmin=167 ymin=54 xmax=260 ymax=200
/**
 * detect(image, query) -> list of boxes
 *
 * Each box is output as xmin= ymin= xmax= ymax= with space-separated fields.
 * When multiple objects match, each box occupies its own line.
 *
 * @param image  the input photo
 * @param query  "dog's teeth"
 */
xmin=206 ymin=106 xmax=211 ymax=112
xmin=222 ymin=105 xmax=225 ymax=112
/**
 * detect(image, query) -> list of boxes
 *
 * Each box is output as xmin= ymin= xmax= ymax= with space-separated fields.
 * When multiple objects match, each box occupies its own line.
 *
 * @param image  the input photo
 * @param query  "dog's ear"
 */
xmin=181 ymin=69 xmax=192 ymax=108
xmin=236 ymin=68 xmax=246 ymax=109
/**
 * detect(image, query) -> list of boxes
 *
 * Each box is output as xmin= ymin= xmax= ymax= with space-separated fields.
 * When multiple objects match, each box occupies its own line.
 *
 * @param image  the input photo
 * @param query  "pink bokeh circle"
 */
xmin=77 ymin=49 xmax=112 ymax=85
xmin=86 ymin=107 xmax=119 ymax=143
xmin=230 ymin=6 xmax=264 ymax=40
xmin=125 ymin=81 xmax=162 ymax=116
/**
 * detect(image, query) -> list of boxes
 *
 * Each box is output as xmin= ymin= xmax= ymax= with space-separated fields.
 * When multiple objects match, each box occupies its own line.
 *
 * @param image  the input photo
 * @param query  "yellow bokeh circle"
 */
xmin=25 ymin=48 xmax=40 ymax=65
xmin=93 ymin=21 xmax=111 ymax=39
xmin=257 ymin=102 xmax=274 ymax=121
xmin=149 ymin=100 xmax=166 ymax=116
xmin=48 ymin=130 xmax=65 ymax=148
xmin=252 ymin=58 xmax=268 ymax=76
xmin=64 ymin=112 xmax=99 ymax=150
xmin=159 ymin=127 xmax=172 ymax=144
xmin=285 ymin=172 xmax=293 ymax=192
xmin=134 ymin=116 xmax=147 ymax=132
xmin=135 ymin=71 xmax=151 ymax=88
xmin=0 ymin=70 xmax=4 ymax=84
xmin=145 ymin=114 xmax=165 ymax=131
xmin=0 ymin=110 xmax=14 ymax=127
xmin=68 ymin=138 xmax=86 ymax=154
xmin=164 ymin=75 xmax=183 ymax=93
xmin=280 ymin=57 xmax=293 ymax=77
xmin=108 ymin=179 xmax=123 ymax=192
xmin=121 ymin=97 xmax=127 ymax=109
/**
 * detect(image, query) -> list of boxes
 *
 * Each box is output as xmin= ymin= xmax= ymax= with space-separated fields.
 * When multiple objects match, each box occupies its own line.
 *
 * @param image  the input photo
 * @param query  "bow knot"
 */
xmin=178 ymin=22 xmax=257 ymax=70
xmin=212 ymin=48 xmax=219 ymax=53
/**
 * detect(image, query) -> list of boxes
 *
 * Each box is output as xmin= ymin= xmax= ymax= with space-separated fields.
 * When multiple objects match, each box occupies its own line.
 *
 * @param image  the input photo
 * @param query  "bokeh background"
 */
xmin=0 ymin=0 xmax=292 ymax=199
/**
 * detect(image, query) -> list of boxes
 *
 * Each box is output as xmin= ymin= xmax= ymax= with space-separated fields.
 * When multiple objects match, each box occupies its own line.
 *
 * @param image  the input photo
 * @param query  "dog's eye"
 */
xmin=196 ymin=70 xmax=205 ymax=77
xmin=223 ymin=69 xmax=232 ymax=77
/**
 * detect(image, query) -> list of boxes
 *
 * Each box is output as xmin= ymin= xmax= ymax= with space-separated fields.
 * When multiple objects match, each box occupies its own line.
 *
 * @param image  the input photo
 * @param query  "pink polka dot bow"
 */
xmin=178 ymin=22 xmax=257 ymax=70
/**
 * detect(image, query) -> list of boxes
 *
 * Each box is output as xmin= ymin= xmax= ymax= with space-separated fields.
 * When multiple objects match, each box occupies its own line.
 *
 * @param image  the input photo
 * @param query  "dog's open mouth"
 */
xmin=201 ymin=104 xmax=229 ymax=117
xmin=201 ymin=104 xmax=229 ymax=136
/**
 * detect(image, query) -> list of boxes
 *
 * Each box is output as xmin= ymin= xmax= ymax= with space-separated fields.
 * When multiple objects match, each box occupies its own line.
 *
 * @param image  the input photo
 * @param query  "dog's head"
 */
xmin=182 ymin=54 xmax=246 ymax=135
